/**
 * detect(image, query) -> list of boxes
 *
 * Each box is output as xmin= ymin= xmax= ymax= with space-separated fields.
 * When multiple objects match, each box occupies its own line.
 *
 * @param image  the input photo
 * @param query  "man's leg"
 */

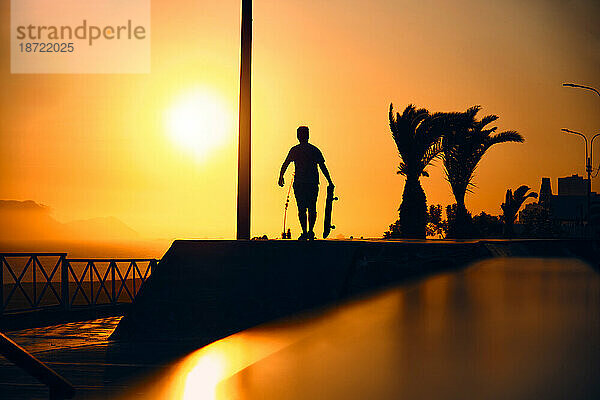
xmin=308 ymin=205 xmax=317 ymax=237
xmin=294 ymin=183 xmax=308 ymax=239
xmin=298 ymin=206 xmax=308 ymax=236
xmin=307 ymin=184 xmax=318 ymax=239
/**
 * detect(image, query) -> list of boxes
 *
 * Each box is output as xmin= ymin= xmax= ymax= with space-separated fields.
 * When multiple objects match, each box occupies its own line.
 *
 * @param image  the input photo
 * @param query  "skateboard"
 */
xmin=323 ymin=184 xmax=338 ymax=239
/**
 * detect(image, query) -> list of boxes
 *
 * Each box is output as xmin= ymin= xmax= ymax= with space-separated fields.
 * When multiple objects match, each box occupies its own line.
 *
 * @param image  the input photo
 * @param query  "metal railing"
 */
xmin=0 ymin=331 xmax=75 ymax=399
xmin=0 ymin=253 xmax=158 ymax=315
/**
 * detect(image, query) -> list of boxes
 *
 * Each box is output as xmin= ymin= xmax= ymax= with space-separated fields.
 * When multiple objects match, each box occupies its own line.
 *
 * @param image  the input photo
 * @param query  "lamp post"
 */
xmin=562 ymin=82 xmax=599 ymax=236
xmin=561 ymin=128 xmax=600 ymax=233
xmin=237 ymin=0 xmax=252 ymax=240
xmin=563 ymin=83 xmax=600 ymax=97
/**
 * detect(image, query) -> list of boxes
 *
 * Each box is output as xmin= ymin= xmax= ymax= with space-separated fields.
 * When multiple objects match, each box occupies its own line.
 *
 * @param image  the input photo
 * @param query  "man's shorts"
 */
xmin=293 ymin=182 xmax=318 ymax=210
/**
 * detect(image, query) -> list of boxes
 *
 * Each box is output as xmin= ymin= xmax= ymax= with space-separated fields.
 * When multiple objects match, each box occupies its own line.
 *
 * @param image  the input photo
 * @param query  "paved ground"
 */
xmin=0 ymin=317 xmax=121 ymax=399
xmin=1 ymin=257 xmax=598 ymax=399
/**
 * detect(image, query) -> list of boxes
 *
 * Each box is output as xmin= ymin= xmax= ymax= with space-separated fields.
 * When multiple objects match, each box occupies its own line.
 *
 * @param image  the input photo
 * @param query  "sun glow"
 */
xmin=165 ymin=89 xmax=233 ymax=161
xmin=181 ymin=350 xmax=226 ymax=400
xmin=150 ymin=333 xmax=290 ymax=400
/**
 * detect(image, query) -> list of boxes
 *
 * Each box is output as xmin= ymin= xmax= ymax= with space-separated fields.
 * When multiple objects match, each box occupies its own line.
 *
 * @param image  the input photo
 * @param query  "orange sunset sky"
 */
xmin=1 ymin=0 xmax=599 ymax=240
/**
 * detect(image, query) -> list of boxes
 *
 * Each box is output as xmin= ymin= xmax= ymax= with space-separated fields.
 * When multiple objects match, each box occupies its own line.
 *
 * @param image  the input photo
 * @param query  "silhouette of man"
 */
xmin=279 ymin=126 xmax=334 ymax=240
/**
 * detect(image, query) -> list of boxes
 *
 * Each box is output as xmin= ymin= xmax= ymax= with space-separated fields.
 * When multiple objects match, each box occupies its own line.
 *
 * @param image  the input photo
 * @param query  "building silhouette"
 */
xmin=519 ymin=174 xmax=599 ymax=237
xmin=538 ymin=177 xmax=552 ymax=208
xmin=558 ymin=174 xmax=589 ymax=196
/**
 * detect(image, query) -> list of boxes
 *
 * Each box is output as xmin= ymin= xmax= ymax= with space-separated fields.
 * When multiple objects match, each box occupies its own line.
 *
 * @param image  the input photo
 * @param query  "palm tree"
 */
xmin=442 ymin=106 xmax=524 ymax=238
xmin=501 ymin=185 xmax=538 ymax=238
xmin=389 ymin=104 xmax=461 ymax=238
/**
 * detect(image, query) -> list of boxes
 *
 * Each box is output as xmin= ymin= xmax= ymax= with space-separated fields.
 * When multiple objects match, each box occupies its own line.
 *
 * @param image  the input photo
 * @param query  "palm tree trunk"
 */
xmin=447 ymin=192 xmax=471 ymax=238
xmin=455 ymin=198 xmax=471 ymax=238
xmin=399 ymin=176 xmax=427 ymax=238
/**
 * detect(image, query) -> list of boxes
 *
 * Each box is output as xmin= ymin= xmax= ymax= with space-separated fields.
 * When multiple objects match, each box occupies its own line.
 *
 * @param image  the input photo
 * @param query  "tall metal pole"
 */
xmin=562 ymin=83 xmax=599 ymax=237
xmin=562 ymin=128 xmax=591 ymax=234
xmin=237 ymin=0 xmax=252 ymax=240
xmin=591 ymin=132 xmax=600 ymax=193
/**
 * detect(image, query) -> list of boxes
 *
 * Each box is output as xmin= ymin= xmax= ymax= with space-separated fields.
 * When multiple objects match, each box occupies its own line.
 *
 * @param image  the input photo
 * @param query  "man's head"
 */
xmin=297 ymin=126 xmax=309 ymax=143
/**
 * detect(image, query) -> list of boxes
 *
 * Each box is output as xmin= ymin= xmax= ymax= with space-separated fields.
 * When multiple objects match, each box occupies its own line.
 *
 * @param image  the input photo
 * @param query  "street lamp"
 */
xmin=561 ymin=128 xmax=600 ymax=232
xmin=562 ymin=82 xmax=599 ymax=236
xmin=563 ymin=83 xmax=600 ymax=97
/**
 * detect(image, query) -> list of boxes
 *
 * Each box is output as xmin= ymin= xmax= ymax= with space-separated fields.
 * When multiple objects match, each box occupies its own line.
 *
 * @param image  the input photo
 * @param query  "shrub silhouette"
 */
xmin=501 ymin=185 xmax=538 ymax=238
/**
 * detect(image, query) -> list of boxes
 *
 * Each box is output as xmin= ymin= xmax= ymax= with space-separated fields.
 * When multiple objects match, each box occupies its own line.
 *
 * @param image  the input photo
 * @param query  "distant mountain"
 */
xmin=0 ymin=200 xmax=138 ymax=241
xmin=65 ymin=216 xmax=139 ymax=240
xmin=0 ymin=200 xmax=66 ymax=240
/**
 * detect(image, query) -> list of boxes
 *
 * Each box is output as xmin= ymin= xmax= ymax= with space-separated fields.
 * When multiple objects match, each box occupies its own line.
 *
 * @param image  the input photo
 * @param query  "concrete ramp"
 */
xmin=110 ymin=240 xmax=488 ymax=342
xmin=110 ymin=239 xmax=597 ymax=342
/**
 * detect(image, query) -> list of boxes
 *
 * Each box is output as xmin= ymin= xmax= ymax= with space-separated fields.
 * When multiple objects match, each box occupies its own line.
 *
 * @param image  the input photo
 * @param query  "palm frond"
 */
xmin=397 ymin=162 xmax=408 ymax=176
xmin=513 ymin=185 xmax=533 ymax=200
xmin=487 ymin=130 xmax=524 ymax=146
xmin=477 ymin=114 xmax=498 ymax=129
xmin=389 ymin=103 xmax=450 ymax=179
xmin=464 ymin=105 xmax=481 ymax=120
xmin=442 ymin=107 xmax=524 ymax=209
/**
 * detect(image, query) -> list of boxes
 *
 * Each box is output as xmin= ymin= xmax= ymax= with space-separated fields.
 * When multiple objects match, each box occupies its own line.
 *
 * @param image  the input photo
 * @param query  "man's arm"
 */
xmin=319 ymin=161 xmax=334 ymax=187
xmin=278 ymin=151 xmax=293 ymax=187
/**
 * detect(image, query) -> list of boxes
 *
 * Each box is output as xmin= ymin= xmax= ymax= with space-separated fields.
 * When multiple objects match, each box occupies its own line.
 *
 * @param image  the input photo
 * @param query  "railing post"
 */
xmin=32 ymin=256 xmax=37 ymax=307
xmin=132 ymin=262 xmax=136 ymax=298
xmin=111 ymin=261 xmax=116 ymax=304
xmin=0 ymin=256 xmax=4 ymax=316
xmin=61 ymin=256 xmax=69 ymax=312
xmin=89 ymin=262 xmax=94 ymax=307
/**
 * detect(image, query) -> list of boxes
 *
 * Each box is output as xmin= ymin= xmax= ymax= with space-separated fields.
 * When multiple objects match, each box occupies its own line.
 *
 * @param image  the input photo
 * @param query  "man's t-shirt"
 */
xmin=285 ymin=143 xmax=324 ymax=185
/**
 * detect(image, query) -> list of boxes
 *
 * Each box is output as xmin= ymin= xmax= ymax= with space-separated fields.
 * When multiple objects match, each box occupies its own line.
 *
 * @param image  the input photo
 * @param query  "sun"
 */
xmin=165 ymin=89 xmax=233 ymax=161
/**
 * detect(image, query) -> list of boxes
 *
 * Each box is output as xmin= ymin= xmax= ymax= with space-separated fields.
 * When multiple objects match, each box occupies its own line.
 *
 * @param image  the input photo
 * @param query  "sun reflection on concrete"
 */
xmin=179 ymin=349 xmax=226 ymax=399
xmin=146 ymin=330 xmax=300 ymax=400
